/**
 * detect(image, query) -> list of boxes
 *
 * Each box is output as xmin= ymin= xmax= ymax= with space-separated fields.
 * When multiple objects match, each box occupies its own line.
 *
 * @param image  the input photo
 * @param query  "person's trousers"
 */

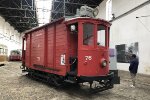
xmin=130 ymin=73 xmax=136 ymax=86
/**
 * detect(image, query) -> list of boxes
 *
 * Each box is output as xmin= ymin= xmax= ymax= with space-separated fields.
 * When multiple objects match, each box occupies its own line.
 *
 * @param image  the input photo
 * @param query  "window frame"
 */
xmin=82 ymin=22 xmax=95 ymax=48
xmin=96 ymin=24 xmax=107 ymax=48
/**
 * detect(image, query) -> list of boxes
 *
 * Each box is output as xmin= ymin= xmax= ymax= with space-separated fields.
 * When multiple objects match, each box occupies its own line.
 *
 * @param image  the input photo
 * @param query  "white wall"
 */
xmin=96 ymin=0 xmax=107 ymax=19
xmin=0 ymin=16 xmax=22 ymax=56
xmin=97 ymin=0 xmax=150 ymax=75
xmin=112 ymin=0 xmax=148 ymax=17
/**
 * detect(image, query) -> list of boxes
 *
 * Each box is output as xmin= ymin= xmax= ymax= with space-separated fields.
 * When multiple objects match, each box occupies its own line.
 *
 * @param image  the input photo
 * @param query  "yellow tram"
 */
xmin=0 ymin=44 xmax=8 ymax=65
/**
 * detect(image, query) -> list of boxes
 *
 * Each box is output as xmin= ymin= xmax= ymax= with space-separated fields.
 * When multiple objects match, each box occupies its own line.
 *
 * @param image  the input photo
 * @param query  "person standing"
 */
xmin=129 ymin=54 xmax=139 ymax=88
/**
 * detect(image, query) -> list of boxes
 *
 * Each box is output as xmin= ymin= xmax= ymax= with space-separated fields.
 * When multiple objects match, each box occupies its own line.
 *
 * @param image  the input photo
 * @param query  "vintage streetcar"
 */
xmin=21 ymin=17 xmax=120 ymax=93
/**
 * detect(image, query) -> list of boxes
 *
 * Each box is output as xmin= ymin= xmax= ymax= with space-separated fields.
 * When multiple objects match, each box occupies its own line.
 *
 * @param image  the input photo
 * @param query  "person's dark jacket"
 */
xmin=129 ymin=58 xmax=139 ymax=74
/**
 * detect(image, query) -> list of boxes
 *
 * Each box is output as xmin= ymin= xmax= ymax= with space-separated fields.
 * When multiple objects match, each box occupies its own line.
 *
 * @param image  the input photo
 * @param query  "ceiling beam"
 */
xmin=53 ymin=1 xmax=98 ymax=7
xmin=2 ymin=15 xmax=35 ymax=19
xmin=0 ymin=7 xmax=36 ymax=11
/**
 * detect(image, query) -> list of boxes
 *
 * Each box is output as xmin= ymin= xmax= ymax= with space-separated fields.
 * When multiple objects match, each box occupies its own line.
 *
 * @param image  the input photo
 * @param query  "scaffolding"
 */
xmin=35 ymin=0 xmax=52 ymax=26
xmin=0 ymin=0 xmax=38 ymax=32
xmin=51 ymin=0 xmax=103 ymax=21
xmin=0 ymin=0 xmax=103 ymax=32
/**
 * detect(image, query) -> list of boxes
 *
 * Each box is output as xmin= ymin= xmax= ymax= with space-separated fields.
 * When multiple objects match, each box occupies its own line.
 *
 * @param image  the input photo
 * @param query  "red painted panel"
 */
xmin=47 ymin=25 xmax=54 ymax=71
xmin=54 ymin=23 xmax=67 ymax=75
xmin=31 ymin=29 xmax=45 ymax=66
xmin=78 ymin=50 xmax=109 ymax=76
xmin=25 ymin=34 xmax=31 ymax=67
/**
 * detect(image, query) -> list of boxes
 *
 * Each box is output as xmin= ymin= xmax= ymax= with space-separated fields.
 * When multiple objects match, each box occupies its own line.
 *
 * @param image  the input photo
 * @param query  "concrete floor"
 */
xmin=0 ymin=62 xmax=150 ymax=100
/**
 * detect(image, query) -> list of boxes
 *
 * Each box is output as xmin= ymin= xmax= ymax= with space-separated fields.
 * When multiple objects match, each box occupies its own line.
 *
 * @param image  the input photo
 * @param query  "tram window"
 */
xmin=83 ymin=23 xmax=94 ymax=46
xmin=97 ymin=25 xmax=106 ymax=47
xmin=24 ymin=40 xmax=26 ymax=50
xmin=0 ymin=48 xmax=2 ymax=54
xmin=5 ymin=49 xmax=8 ymax=55
xmin=3 ymin=49 xmax=5 ymax=54
xmin=0 ymin=48 xmax=4 ymax=54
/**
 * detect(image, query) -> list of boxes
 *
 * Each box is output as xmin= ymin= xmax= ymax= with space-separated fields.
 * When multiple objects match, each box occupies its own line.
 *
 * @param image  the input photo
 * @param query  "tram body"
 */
xmin=22 ymin=17 xmax=120 ymax=92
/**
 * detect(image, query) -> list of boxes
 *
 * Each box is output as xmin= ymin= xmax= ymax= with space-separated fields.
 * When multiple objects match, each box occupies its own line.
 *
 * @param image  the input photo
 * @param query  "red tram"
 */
xmin=9 ymin=50 xmax=22 ymax=61
xmin=21 ymin=17 xmax=119 ymax=92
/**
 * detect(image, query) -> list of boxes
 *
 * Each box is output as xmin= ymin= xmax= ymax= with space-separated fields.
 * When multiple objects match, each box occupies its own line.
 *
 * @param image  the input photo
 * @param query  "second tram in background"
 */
xmin=9 ymin=50 xmax=22 ymax=61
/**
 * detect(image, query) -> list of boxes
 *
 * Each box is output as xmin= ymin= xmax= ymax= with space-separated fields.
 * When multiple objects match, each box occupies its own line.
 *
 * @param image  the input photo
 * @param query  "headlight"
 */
xmin=101 ymin=60 xmax=107 ymax=68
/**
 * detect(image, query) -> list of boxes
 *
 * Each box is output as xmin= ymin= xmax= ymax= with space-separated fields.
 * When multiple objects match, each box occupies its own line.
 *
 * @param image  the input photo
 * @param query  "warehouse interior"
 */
xmin=0 ymin=0 xmax=150 ymax=100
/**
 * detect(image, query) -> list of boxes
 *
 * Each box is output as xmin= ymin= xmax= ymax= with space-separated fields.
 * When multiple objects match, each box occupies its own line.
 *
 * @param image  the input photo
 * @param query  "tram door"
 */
xmin=68 ymin=23 xmax=78 ymax=75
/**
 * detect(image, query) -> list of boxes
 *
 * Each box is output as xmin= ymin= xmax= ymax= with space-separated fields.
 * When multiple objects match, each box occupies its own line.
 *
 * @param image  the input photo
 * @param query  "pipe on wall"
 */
xmin=110 ymin=0 xmax=150 ymax=22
